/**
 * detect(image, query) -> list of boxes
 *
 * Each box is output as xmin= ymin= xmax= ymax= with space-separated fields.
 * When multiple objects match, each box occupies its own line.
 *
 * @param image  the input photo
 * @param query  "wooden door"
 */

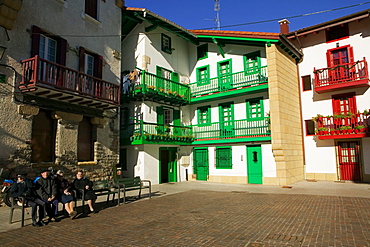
xmin=338 ymin=141 xmax=361 ymax=181
xmin=247 ymin=145 xmax=263 ymax=184
xmin=193 ymin=148 xmax=209 ymax=181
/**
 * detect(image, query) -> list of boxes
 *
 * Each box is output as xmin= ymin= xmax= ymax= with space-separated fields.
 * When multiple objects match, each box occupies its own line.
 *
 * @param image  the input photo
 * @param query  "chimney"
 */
xmin=278 ymin=19 xmax=290 ymax=34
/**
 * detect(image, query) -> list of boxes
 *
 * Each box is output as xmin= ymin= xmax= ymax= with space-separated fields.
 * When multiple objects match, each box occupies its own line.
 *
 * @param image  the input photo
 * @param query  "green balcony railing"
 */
xmin=121 ymin=121 xmax=194 ymax=143
xmin=189 ymin=66 xmax=268 ymax=98
xmin=123 ymin=70 xmax=190 ymax=103
xmin=192 ymin=117 xmax=270 ymax=140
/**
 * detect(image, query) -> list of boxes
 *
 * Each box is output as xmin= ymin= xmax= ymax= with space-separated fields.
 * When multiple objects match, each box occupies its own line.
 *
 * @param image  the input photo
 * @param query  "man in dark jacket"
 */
xmin=35 ymin=170 xmax=59 ymax=222
xmin=10 ymin=174 xmax=46 ymax=227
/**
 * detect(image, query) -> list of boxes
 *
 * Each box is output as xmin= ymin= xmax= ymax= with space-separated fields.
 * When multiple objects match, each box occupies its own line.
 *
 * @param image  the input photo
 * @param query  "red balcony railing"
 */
xmin=315 ymin=112 xmax=370 ymax=139
xmin=19 ymin=55 xmax=120 ymax=105
xmin=314 ymin=58 xmax=369 ymax=93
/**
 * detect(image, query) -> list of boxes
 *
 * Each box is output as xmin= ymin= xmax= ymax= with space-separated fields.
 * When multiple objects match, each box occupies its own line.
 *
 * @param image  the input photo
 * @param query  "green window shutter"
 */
xmin=173 ymin=109 xmax=180 ymax=126
xmin=244 ymin=51 xmax=261 ymax=74
xmin=198 ymin=106 xmax=210 ymax=125
xmin=216 ymin=147 xmax=232 ymax=169
xmin=196 ymin=65 xmax=210 ymax=86
xmin=172 ymin=72 xmax=179 ymax=83
xmin=157 ymin=106 xmax=164 ymax=124
xmin=247 ymin=98 xmax=263 ymax=120
xmin=156 ymin=66 xmax=162 ymax=77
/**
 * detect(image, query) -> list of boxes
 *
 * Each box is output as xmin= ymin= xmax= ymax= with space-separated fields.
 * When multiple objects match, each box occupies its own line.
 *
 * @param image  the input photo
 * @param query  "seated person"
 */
xmin=73 ymin=170 xmax=97 ymax=214
xmin=35 ymin=169 xmax=59 ymax=222
xmin=55 ymin=170 xmax=77 ymax=219
xmin=10 ymin=174 xmax=46 ymax=227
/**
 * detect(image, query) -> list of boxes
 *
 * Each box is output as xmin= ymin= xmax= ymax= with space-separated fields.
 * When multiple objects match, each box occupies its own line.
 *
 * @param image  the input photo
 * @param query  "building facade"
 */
xmin=120 ymin=8 xmax=305 ymax=185
xmin=0 ymin=0 xmax=123 ymax=180
xmin=287 ymin=10 xmax=370 ymax=182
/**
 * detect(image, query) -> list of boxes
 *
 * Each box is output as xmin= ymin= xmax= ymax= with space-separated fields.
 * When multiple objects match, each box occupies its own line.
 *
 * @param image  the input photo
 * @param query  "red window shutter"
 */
xmin=326 ymin=50 xmax=333 ymax=67
xmin=95 ymin=55 xmax=103 ymax=79
xmin=349 ymin=95 xmax=357 ymax=113
xmin=332 ymin=97 xmax=340 ymax=114
xmin=79 ymin=46 xmax=85 ymax=73
xmin=348 ymin=46 xmax=354 ymax=63
xmin=31 ymin=25 xmax=41 ymax=57
xmin=57 ymin=37 xmax=67 ymax=66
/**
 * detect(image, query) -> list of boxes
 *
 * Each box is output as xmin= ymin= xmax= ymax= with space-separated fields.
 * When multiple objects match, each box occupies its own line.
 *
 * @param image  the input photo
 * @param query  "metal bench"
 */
xmin=112 ymin=177 xmax=151 ymax=206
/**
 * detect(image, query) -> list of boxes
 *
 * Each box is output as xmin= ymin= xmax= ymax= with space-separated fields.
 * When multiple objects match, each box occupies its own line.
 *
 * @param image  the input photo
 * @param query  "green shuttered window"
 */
xmin=216 ymin=147 xmax=232 ymax=169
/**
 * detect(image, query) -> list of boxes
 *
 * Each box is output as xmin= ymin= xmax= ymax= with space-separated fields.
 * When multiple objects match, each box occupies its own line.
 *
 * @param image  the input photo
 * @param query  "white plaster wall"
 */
xmin=297 ymin=18 xmax=370 ymax=177
xmin=261 ymin=144 xmax=276 ymax=177
xmin=142 ymin=145 xmax=159 ymax=183
xmin=362 ymin=138 xmax=370 ymax=174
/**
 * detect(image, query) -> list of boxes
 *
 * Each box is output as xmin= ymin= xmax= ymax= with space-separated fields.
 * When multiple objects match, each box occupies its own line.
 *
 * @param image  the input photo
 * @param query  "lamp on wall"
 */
xmin=0 ymin=45 xmax=7 ymax=60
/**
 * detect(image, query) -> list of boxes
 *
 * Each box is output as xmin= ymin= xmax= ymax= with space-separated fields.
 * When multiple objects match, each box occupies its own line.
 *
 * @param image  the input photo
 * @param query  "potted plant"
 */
xmin=363 ymin=109 xmax=369 ymax=116
xmin=312 ymin=114 xmax=324 ymax=122
xmin=354 ymin=125 xmax=365 ymax=133
xmin=317 ymin=127 xmax=328 ymax=135
xmin=330 ymin=128 xmax=336 ymax=135
xmin=339 ymin=126 xmax=350 ymax=134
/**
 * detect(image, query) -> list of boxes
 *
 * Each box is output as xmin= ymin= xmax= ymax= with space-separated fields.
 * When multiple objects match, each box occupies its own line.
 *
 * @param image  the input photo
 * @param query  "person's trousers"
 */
xmin=42 ymin=199 xmax=58 ymax=218
xmin=27 ymin=198 xmax=45 ymax=222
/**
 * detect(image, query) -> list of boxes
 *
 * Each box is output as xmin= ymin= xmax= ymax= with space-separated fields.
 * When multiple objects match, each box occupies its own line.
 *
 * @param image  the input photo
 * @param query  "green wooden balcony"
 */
xmin=192 ymin=117 xmax=271 ymax=144
xmin=122 ymin=70 xmax=190 ymax=105
xmin=189 ymin=66 xmax=268 ymax=103
xmin=121 ymin=121 xmax=194 ymax=145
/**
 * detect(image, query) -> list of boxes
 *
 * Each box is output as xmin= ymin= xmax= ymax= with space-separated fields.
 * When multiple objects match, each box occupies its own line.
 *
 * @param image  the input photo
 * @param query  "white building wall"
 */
xmin=297 ymin=17 xmax=370 ymax=180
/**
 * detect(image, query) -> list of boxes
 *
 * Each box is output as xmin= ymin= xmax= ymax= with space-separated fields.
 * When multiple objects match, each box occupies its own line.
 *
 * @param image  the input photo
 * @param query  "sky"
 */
xmin=125 ymin=0 xmax=370 ymax=33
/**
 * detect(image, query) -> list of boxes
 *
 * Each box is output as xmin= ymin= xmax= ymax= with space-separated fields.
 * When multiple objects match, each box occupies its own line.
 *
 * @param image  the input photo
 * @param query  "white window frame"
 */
xmin=163 ymin=109 xmax=173 ymax=125
xmin=85 ymin=53 xmax=94 ymax=76
xmin=39 ymin=34 xmax=57 ymax=63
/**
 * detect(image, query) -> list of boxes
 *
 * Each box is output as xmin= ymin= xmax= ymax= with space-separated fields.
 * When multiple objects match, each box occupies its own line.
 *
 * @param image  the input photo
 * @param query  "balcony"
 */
xmin=121 ymin=121 xmax=194 ymax=145
xmin=314 ymin=112 xmax=370 ymax=140
xmin=189 ymin=66 xmax=268 ymax=104
xmin=122 ymin=70 xmax=190 ymax=105
xmin=192 ymin=117 xmax=271 ymax=144
xmin=19 ymin=56 xmax=120 ymax=109
xmin=314 ymin=58 xmax=369 ymax=93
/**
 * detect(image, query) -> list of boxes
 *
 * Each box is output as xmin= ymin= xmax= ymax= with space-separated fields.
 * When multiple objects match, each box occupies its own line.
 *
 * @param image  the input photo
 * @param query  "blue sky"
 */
xmin=125 ymin=0 xmax=370 ymax=32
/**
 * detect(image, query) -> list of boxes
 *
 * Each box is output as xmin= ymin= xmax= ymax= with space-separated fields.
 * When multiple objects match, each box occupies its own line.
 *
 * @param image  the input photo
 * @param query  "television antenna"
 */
xmin=205 ymin=0 xmax=221 ymax=30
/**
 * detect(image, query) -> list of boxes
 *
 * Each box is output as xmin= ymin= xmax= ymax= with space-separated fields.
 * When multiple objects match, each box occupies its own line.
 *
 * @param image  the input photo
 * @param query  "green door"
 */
xmin=219 ymin=102 xmax=234 ymax=138
xmin=247 ymin=145 xmax=263 ymax=184
xmin=218 ymin=60 xmax=232 ymax=91
xmin=159 ymin=147 xmax=177 ymax=183
xmin=193 ymin=148 xmax=209 ymax=181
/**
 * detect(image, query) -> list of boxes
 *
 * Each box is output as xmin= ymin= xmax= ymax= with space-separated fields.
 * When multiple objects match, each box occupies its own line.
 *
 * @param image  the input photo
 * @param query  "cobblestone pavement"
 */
xmin=1 ymin=180 xmax=370 ymax=246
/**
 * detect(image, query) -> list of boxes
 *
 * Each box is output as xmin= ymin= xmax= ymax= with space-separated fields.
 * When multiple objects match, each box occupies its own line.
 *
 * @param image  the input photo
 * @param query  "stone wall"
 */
xmin=266 ymin=43 xmax=305 ymax=185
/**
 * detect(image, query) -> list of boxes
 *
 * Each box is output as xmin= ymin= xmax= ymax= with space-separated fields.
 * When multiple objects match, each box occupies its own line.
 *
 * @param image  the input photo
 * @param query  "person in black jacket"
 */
xmin=10 ymin=174 xmax=46 ymax=227
xmin=73 ymin=170 xmax=97 ymax=213
xmin=35 ymin=170 xmax=59 ymax=222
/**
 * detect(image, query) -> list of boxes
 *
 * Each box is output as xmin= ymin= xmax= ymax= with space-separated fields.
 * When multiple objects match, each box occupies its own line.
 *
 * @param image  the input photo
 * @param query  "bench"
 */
xmin=75 ymin=180 xmax=117 ymax=213
xmin=9 ymin=196 xmax=27 ymax=226
xmin=112 ymin=177 xmax=151 ymax=206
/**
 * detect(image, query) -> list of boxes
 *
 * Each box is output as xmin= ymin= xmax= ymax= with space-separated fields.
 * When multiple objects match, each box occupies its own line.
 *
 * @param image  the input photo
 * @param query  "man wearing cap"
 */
xmin=10 ymin=174 xmax=46 ymax=227
xmin=35 ymin=169 xmax=59 ymax=222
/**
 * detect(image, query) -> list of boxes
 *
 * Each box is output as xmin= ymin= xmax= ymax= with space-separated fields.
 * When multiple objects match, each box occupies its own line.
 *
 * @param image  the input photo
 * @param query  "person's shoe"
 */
xmin=49 ymin=217 xmax=60 ymax=222
xmin=38 ymin=220 xmax=47 ymax=226
xmin=32 ymin=221 xmax=40 ymax=227
xmin=69 ymin=211 xmax=77 ymax=219
xmin=90 ymin=210 xmax=96 ymax=214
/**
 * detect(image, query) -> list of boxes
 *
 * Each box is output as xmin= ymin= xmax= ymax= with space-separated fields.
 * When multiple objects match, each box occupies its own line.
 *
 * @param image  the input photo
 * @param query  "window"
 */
xmin=163 ymin=109 xmax=173 ymax=125
xmin=332 ymin=93 xmax=356 ymax=115
xmin=216 ymin=147 xmax=232 ymax=169
xmin=161 ymin=34 xmax=172 ymax=54
xmin=85 ymin=0 xmax=99 ymax=20
xmin=302 ymin=75 xmax=312 ymax=91
xmin=85 ymin=53 xmax=94 ymax=76
xmin=197 ymin=44 xmax=208 ymax=60
xmin=305 ymin=120 xmax=315 ymax=136
xmin=39 ymin=35 xmax=57 ymax=63
xmin=246 ymin=98 xmax=263 ymax=119
xmin=198 ymin=106 xmax=211 ymax=125
xmin=31 ymin=25 xmax=67 ymax=65
xmin=244 ymin=51 xmax=261 ymax=73
xmin=196 ymin=65 xmax=210 ymax=85
xmin=79 ymin=47 xmax=103 ymax=79
xmin=326 ymin=23 xmax=349 ymax=42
